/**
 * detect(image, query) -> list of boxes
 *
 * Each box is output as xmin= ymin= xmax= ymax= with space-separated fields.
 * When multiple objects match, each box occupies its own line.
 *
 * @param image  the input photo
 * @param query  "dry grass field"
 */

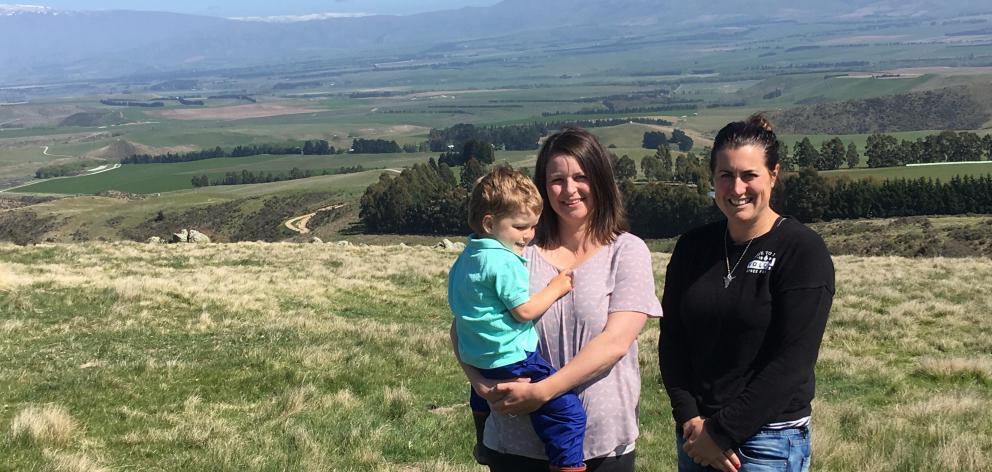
xmin=1 ymin=243 xmax=990 ymax=471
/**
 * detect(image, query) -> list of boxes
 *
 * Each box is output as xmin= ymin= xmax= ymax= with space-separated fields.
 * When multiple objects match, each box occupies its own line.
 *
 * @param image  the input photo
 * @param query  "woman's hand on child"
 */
xmin=474 ymin=377 xmax=529 ymax=404
xmin=490 ymin=380 xmax=550 ymax=416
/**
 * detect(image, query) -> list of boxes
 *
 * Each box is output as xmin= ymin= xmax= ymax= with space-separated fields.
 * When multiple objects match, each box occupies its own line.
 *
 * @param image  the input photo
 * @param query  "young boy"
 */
xmin=448 ymin=166 xmax=586 ymax=472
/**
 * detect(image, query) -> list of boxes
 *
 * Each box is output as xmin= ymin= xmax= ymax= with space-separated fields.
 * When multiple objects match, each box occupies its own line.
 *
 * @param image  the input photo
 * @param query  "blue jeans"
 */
xmin=470 ymin=350 xmax=586 ymax=469
xmin=676 ymin=426 xmax=811 ymax=472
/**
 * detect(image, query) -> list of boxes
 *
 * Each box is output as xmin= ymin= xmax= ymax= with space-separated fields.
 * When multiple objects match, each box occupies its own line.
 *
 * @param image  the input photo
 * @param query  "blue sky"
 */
xmin=32 ymin=0 xmax=501 ymax=17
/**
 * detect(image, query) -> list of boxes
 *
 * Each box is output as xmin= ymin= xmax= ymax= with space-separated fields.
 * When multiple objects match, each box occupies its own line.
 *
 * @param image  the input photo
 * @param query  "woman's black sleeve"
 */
xmin=659 ymin=236 xmax=700 ymax=426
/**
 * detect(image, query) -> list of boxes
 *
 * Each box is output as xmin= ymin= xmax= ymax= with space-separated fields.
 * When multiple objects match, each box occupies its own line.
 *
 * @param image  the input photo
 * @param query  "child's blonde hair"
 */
xmin=468 ymin=166 xmax=542 ymax=235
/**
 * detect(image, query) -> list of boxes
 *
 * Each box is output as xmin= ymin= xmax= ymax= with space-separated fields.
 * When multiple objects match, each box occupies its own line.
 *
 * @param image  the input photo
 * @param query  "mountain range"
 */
xmin=1 ymin=0 xmax=989 ymax=85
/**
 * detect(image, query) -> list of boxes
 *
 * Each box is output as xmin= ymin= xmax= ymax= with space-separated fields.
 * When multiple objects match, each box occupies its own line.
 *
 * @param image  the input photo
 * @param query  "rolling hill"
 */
xmin=770 ymin=83 xmax=992 ymax=134
xmin=2 ymin=0 xmax=991 ymax=84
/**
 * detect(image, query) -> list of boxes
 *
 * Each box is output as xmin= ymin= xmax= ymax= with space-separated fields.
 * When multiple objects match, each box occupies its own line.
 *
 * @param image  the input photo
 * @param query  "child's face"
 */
xmin=484 ymin=209 xmax=540 ymax=256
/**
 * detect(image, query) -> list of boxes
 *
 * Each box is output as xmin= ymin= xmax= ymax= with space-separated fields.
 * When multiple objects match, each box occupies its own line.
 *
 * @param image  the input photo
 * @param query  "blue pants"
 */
xmin=470 ymin=350 xmax=586 ymax=469
xmin=675 ymin=426 xmax=811 ymax=472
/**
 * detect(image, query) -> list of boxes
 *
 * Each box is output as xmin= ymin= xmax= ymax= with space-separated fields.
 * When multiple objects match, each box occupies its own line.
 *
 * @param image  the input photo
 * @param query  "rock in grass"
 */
xmin=188 ymin=230 xmax=211 ymax=243
xmin=435 ymin=239 xmax=465 ymax=250
xmin=146 ymin=236 xmax=162 ymax=244
xmin=170 ymin=229 xmax=210 ymax=243
xmin=170 ymin=229 xmax=189 ymax=243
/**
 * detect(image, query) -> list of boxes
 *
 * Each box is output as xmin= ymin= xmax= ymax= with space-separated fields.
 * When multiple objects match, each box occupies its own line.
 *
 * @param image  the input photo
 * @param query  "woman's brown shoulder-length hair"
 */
xmin=533 ymin=127 xmax=627 ymax=248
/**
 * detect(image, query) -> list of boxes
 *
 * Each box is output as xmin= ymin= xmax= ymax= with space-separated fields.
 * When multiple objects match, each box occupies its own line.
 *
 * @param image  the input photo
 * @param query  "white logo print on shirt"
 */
xmin=746 ymin=251 xmax=777 ymax=274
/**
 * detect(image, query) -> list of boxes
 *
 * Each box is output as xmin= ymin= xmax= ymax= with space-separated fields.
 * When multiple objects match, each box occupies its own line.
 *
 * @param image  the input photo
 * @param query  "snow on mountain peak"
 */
xmin=0 ymin=4 xmax=58 ymax=16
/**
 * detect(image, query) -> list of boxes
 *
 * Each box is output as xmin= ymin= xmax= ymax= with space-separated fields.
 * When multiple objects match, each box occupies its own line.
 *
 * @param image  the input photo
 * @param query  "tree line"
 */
xmin=190 ymin=166 xmax=365 ymax=187
xmin=623 ymin=170 xmax=992 ymax=237
xmin=775 ymin=169 xmax=992 ymax=223
xmin=358 ymin=156 xmax=992 ymax=238
xmin=100 ymin=99 xmax=163 ymax=108
xmin=541 ymin=104 xmax=697 ymax=117
xmin=121 ymin=138 xmax=415 ymax=166
xmin=35 ymin=161 xmax=101 ymax=179
xmin=784 ymin=131 xmax=992 ymax=171
xmin=350 ymin=138 xmax=402 ymax=154
xmin=427 ymin=118 xmax=675 ymax=153
xmin=121 ymin=140 xmax=339 ymax=164
xmin=207 ymin=94 xmax=256 ymax=103
xmin=864 ymin=131 xmax=992 ymax=167
xmin=428 ymin=123 xmax=546 ymax=152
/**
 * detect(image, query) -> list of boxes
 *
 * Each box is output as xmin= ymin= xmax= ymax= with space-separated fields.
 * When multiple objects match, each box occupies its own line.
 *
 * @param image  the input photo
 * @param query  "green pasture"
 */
xmin=10 ymin=155 xmax=372 ymax=195
xmin=0 ymin=146 xmax=60 ymax=181
xmin=674 ymin=106 xmax=770 ymax=135
xmin=592 ymin=123 xmax=668 ymax=149
xmin=0 ymin=126 xmax=105 ymax=140
xmin=824 ymin=162 xmax=992 ymax=182
xmin=10 ymin=150 xmax=538 ymax=195
xmin=589 ymin=123 xmax=712 ymax=150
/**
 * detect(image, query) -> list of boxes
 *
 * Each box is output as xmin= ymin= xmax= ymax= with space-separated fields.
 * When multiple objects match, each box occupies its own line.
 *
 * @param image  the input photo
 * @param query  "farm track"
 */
xmin=283 ymin=203 xmax=347 ymax=234
xmin=42 ymin=145 xmax=74 ymax=158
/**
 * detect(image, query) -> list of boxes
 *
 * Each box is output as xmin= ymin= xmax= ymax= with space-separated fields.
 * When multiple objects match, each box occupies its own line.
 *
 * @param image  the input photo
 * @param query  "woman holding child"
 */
xmin=454 ymin=127 xmax=662 ymax=471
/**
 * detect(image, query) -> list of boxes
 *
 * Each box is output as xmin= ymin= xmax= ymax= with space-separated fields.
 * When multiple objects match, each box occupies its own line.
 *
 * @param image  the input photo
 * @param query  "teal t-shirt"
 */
xmin=448 ymin=235 xmax=538 ymax=369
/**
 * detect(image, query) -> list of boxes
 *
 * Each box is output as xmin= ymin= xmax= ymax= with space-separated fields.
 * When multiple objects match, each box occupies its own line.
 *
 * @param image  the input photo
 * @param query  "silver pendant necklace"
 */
xmin=724 ymin=228 xmax=754 ymax=288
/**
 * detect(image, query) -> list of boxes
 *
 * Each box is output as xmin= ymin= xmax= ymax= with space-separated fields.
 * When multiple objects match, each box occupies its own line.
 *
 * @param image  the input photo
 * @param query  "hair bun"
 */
xmin=747 ymin=114 xmax=774 ymax=133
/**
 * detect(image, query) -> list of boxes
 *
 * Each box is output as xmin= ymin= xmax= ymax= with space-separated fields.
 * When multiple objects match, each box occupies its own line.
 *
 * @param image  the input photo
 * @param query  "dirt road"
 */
xmin=283 ymin=203 xmax=347 ymax=234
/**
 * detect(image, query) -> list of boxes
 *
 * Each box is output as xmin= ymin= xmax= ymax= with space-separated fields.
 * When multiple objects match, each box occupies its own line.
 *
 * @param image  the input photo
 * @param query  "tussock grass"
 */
xmin=0 ymin=263 xmax=10 ymax=291
xmin=918 ymin=357 xmax=992 ymax=383
xmin=0 ymin=242 xmax=990 ymax=470
xmin=9 ymin=404 xmax=77 ymax=446
xmin=43 ymin=450 xmax=109 ymax=472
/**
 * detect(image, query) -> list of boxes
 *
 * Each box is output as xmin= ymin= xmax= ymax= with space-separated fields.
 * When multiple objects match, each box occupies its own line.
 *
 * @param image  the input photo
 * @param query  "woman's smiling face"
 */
xmin=713 ymin=144 xmax=778 ymax=231
xmin=545 ymin=154 xmax=594 ymax=226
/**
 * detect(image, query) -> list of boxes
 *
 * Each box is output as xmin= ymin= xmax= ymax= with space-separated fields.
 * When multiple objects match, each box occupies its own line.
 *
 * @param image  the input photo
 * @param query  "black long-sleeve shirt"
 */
xmin=659 ymin=217 xmax=834 ymax=450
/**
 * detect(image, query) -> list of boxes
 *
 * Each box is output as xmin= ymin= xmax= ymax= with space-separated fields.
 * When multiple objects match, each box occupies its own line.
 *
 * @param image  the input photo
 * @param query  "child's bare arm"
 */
xmin=510 ymin=270 xmax=573 ymax=322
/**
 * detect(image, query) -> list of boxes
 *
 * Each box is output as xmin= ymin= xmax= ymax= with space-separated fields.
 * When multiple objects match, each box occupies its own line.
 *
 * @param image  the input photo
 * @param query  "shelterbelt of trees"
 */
xmin=427 ymin=118 xmax=673 ymax=152
xmin=190 ymin=166 xmax=365 ymax=188
xmin=359 ymin=154 xmax=992 ymax=238
xmin=119 ymin=137 xmax=412 ymax=165
xmin=34 ymin=160 xmax=104 ymax=178
xmin=780 ymin=131 xmax=991 ymax=172
xmin=121 ymin=140 xmax=339 ymax=164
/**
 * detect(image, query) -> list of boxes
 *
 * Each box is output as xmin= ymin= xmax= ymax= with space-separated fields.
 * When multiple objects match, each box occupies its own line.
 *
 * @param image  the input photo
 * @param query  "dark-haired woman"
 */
xmin=459 ymin=127 xmax=662 ymax=471
xmin=659 ymin=115 xmax=834 ymax=472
